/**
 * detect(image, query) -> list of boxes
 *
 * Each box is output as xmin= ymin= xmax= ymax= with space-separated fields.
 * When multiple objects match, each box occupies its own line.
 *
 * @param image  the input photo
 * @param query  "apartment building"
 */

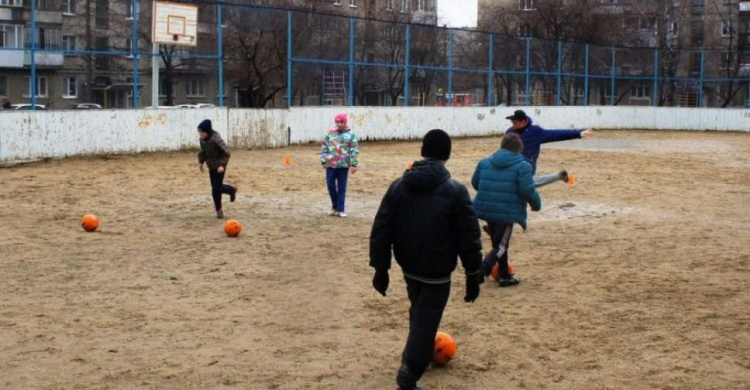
xmin=0 ymin=0 xmax=218 ymax=109
xmin=477 ymin=0 xmax=749 ymax=107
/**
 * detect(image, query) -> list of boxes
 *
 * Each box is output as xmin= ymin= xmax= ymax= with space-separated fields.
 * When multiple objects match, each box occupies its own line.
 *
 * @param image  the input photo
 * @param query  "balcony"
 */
xmin=24 ymin=51 xmax=64 ymax=67
xmin=740 ymin=1 xmax=750 ymax=12
xmin=0 ymin=49 xmax=23 ymax=67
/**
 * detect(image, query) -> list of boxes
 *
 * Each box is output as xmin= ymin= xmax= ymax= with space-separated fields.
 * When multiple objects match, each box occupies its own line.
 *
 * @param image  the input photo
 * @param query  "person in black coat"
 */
xmin=197 ymin=119 xmax=237 ymax=219
xmin=369 ymin=129 xmax=484 ymax=390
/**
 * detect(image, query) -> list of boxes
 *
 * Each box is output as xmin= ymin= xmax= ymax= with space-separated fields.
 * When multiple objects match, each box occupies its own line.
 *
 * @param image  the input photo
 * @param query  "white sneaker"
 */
xmin=328 ymin=209 xmax=338 ymax=216
xmin=338 ymin=212 xmax=348 ymax=218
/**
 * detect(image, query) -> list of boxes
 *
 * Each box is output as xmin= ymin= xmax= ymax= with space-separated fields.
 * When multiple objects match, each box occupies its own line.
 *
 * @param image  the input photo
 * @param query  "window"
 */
xmin=416 ymin=0 xmax=424 ymax=11
xmin=668 ymin=21 xmax=679 ymax=34
xmin=519 ymin=0 xmax=536 ymax=11
xmin=0 ymin=25 xmax=24 ymax=48
xmin=24 ymin=76 xmax=48 ymax=98
xmin=95 ymin=0 xmax=109 ymax=29
xmin=691 ymin=20 xmax=704 ymax=45
xmin=25 ymin=26 xmax=63 ymax=50
xmin=63 ymin=76 xmax=77 ymax=98
xmin=517 ymin=24 xmax=532 ymax=37
xmin=159 ymin=77 xmax=175 ymax=98
xmin=333 ymin=0 xmax=341 ymax=5
xmin=692 ymin=0 xmax=705 ymax=12
xmin=400 ymin=0 xmax=408 ymax=12
xmin=95 ymin=36 xmax=109 ymax=70
xmin=125 ymin=37 xmax=133 ymax=57
xmin=631 ymin=85 xmax=651 ymax=99
xmin=575 ymin=84 xmax=586 ymax=98
xmin=638 ymin=18 xmax=656 ymax=32
xmin=0 ymin=75 xmax=7 ymax=97
xmin=186 ymin=78 xmax=205 ymax=97
xmin=126 ymin=77 xmax=133 ymax=108
xmin=721 ymin=52 xmax=736 ymax=67
xmin=386 ymin=0 xmax=394 ymax=11
xmin=126 ymin=0 xmax=134 ymax=19
xmin=721 ymin=21 xmax=734 ymax=37
xmin=62 ymin=35 xmax=75 ymax=52
xmin=605 ymin=84 xmax=618 ymax=98
xmin=63 ymin=0 xmax=75 ymax=14
xmin=0 ymin=0 xmax=23 ymax=6
xmin=349 ymin=0 xmax=356 ymax=7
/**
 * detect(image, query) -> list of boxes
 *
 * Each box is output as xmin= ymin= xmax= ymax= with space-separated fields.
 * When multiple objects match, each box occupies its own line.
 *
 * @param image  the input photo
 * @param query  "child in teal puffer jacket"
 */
xmin=472 ymin=133 xmax=542 ymax=287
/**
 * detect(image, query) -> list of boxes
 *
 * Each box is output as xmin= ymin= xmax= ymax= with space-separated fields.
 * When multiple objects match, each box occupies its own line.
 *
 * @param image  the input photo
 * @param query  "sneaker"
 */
xmin=499 ymin=276 xmax=520 ymax=287
xmin=216 ymin=210 xmax=224 ymax=219
xmin=230 ymin=187 xmax=237 ymax=203
xmin=338 ymin=212 xmax=348 ymax=218
xmin=560 ymin=170 xmax=570 ymax=183
xmin=328 ymin=209 xmax=338 ymax=216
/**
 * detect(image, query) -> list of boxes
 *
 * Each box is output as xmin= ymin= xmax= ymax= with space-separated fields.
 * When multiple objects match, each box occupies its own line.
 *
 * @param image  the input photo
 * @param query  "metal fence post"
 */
xmin=556 ymin=40 xmax=562 ymax=106
xmin=31 ymin=0 xmax=37 ymax=110
xmin=448 ymin=29 xmax=454 ymax=105
xmin=132 ymin=0 xmax=139 ymax=108
xmin=610 ymin=47 xmax=616 ymax=106
xmin=349 ymin=18 xmax=355 ymax=106
xmin=217 ymin=4 xmax=224 ymax=107
xmin=287 ymin=11 xmax=292 ymax=108
xmin=488 ymin=34 xmax=494 ymax=107
xmin=747 ymin=79 xmax=750 ymax=109
xmin=653 ymin=47 xmax=659 ymax=107
xmin=584 ymin=43 xmax=589 ymax=106
xmin=698 ymin=50 xmax=705 ymax=108
xmin=525 ymin=37 xmax=530 ymax=106
xmin=404 ymin=23 xmax=410 ymax=107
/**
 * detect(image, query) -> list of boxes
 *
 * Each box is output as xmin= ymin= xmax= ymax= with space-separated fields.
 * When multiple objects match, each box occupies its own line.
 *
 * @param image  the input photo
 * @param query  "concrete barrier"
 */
xmin=1 ymin=106 xmax=747 ymax=162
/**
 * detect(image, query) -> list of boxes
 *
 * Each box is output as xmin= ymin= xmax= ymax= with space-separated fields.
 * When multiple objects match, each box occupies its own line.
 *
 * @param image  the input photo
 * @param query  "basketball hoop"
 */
xmin=152 ymin=1 xmax=198 ymax=47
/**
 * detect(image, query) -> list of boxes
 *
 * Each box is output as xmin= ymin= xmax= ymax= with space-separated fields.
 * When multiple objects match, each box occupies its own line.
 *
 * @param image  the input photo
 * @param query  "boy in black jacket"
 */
xmin=370 ymin=129 xmax=484 ymax=390
xmin=197 ymin=119 xmax=237 ymax=219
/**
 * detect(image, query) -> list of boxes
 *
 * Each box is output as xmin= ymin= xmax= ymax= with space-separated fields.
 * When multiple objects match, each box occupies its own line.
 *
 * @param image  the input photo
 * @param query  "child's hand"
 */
xmin=582 ymin=129 xmax=595 ymax=138
xmin=199 ymin=164 xmax=205 ymax=173
xmin=217 ymin=166 xmax=225 ymax=174
xmin=351 ymin=167 xmax=358 ymax=174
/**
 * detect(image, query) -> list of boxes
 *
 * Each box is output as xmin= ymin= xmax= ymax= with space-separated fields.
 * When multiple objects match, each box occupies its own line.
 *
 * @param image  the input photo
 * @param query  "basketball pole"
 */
xmin=152 ymin=43 xmax=159 ymax=107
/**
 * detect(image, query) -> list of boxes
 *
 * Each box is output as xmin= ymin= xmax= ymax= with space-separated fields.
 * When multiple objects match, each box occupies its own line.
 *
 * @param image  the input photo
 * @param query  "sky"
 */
xmin=438 ymin=0 xmax=478 ymax=28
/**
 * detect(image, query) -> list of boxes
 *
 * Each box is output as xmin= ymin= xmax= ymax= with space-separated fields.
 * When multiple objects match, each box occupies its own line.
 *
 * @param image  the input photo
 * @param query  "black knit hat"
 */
xmin=421 ymin=129 xmax=452 ymax=161
xmin=198 ymin=119 xmax=213 ymax=133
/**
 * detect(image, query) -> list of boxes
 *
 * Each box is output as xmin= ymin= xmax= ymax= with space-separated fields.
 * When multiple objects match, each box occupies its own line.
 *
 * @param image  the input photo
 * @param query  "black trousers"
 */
xmin=397 ymin=278 xmax=451 ymax=388
xmin=482 ymin=222 xmax=514 ymax=279
xmin=208 ymin=169 xmax=235 ymax=212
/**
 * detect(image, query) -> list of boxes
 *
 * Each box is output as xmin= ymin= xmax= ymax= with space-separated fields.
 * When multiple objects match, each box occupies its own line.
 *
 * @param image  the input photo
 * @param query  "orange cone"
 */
xmin=567 ymin=173 xmax=576 ymax=186
xmin=283 ymin=155 xmax=292 ymax=166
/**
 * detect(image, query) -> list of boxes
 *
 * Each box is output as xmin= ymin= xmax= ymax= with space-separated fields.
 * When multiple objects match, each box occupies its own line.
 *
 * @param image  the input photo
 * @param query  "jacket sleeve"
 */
xmin=471 ymin=162 xmax=481 ymax=191
xmin=213 ymin=136 xmax=231 ymax=166
xmin=198 ymin=141 xmax=206 ymax=165
xmin=369 ymin=182 xmax=397 ymax=271
xmin=453 ymin=185 xmax=483 ymax=275
xmin=320 ymin=133 xmax=330 ymax=166
xmin=349 ymin=132 xmax=360 ymax=167
xmin=540 ymin=127 xmax=582 ymax=144
xmin=518 ymin=162 xmax=542 ymax=212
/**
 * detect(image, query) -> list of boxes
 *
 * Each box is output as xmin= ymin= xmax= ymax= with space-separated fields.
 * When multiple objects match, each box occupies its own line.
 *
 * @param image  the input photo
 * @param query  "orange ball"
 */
xmin=81 ymin=214 xmax=99 ymax=232
xmin=433 ymin=331 xmax=457 ymax=366
xmin=491 ymin=261 xmax=514 ymax=281
xmin=224 ymin=219 xmax=242 ymax=237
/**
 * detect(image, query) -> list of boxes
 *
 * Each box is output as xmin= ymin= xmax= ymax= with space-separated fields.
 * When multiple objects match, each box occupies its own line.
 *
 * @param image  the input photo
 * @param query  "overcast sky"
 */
xmin=438 ymin=0 xmax=478 ymax=28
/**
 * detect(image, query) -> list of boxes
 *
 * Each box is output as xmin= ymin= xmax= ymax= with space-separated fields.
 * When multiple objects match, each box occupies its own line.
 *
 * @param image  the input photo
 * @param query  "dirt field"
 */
xmin=0 ymin=130 xmax=748 ymax=390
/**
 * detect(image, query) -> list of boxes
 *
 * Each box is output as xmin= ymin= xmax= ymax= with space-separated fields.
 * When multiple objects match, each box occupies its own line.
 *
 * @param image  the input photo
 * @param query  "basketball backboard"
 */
xmin=152 ymin=1 xmax=199 ymax=46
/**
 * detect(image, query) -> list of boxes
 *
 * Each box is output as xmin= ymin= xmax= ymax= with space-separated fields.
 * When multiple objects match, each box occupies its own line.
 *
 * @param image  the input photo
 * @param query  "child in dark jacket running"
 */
xmin=197 ymin=119 xmax=237 ymax=219
xmin=472 ymin=133 xmax=542 ymax=287
xmin=506 ymin=109 xmax=594 ymax=186
xmin=370 ymin=129 xmax=484 ymax=390
xmin=320 ymin=113 xmax=359 ymax=218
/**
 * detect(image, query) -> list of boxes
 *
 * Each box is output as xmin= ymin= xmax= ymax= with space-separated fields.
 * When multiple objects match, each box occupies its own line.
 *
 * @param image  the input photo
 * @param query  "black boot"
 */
xmin=397 ymin=365 xmax=423 ymax=390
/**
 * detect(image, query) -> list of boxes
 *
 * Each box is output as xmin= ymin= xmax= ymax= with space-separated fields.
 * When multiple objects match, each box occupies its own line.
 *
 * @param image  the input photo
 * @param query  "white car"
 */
xmin=10 ymin=104 xmax=47 ymax=110
xmin=145 ymin=106 xmax=178 ymax=110
xmin=74 ymin=103 xmax=103 ymax=109
xmin=176 ymin=103 xmax=216 ymax=109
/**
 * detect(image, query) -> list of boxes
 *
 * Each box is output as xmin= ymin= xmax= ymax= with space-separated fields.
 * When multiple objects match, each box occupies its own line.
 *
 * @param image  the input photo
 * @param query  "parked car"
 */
xmin=73 ymin=103 xmax=103 ymax=110
xmin=10 ymin=104 xmax=47 ymax=110
xmin=145 ymin=106 xmax=178 ymax=110
xmin=176 ymin=103 xmax=216 ymax=109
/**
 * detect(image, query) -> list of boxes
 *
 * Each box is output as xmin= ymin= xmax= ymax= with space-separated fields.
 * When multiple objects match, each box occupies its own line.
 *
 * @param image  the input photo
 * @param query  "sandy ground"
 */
xmin=0 ymin=130 xmax=748 ymax=390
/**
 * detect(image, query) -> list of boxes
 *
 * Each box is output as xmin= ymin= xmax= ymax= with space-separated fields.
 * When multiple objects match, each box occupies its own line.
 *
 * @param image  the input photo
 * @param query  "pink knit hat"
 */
xmin=334 ymin=113 xmax=348 ymax=124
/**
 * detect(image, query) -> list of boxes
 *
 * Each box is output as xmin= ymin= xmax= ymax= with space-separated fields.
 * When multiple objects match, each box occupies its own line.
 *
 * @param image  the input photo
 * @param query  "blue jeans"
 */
xmin=326 ymin=167 xmax=350 ymax=212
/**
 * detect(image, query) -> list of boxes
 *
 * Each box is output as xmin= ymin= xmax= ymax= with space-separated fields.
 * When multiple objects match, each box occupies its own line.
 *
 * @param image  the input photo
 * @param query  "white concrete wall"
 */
xmin=1 ymin=106 xmax=747 ymax=162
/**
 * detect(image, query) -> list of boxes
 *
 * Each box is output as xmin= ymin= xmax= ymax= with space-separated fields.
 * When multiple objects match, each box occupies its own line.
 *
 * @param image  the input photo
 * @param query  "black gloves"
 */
xmin=464 ymin=272 xmax=484 ymax=303
xmin=372 ymin=269 xmax=389 ymax=297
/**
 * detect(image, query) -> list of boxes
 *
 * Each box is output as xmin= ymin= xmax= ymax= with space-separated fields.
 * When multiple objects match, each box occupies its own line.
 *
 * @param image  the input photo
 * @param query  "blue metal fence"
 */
xmin=2 ymin=1 xmax=749 ymax=110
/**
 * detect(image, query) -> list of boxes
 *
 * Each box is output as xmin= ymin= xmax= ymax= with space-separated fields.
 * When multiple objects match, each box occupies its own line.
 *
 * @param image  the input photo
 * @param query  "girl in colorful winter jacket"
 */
xmin=320 ymin=113 xmax=359 ymax=218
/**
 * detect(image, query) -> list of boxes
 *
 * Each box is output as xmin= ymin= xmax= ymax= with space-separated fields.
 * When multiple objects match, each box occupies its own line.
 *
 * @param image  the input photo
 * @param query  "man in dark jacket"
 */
xmin=472 ymin=133 xmax=542 ymax=287
xmin=506 ymin=109 xmax=594 ymax=185
xmin=370 ymin=129 xmax=484 ymax=390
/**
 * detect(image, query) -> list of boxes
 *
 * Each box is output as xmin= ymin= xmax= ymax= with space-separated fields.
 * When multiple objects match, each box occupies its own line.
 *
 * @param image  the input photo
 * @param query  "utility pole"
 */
xmin=85 ymin=0 xmax=93 ymax=101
